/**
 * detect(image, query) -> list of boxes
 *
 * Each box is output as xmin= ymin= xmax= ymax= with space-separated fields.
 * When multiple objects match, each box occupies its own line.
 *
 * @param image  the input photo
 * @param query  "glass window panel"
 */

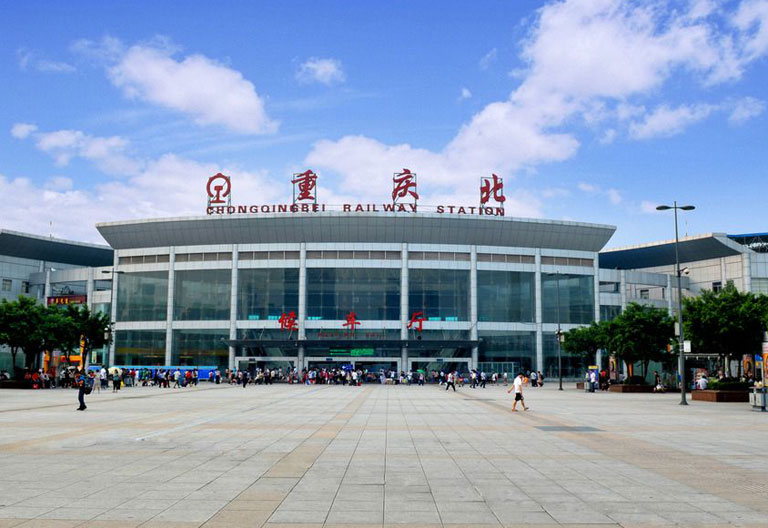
xmin=455 ymin=253 xmax=470 ymax=261
xmin=353 ymin=251 xmax=369 ymax=259
xmin=477 ymin=271 xmax=535 ymax=322
xmin=117 ymin=271 xmax=168 ymax=322
xmin=541 ymin=273 xmax=595 ymax=324
xmin=175 ymin=254 xmax=189 ymax=262
xmin=600 ymin=305 xmax=621 ymax=322
xmin=306 ymin=251 xmax=322 ymax=259
xmin=541 ymin=256 xmax=556 ymax=265
xmin=114 ymin=330 xmax=166 ymax=366
xmin=217 ymin=252 xmax=232 ymax=261
xmin=337 ymin=251 xmax=353 ymax=259
xmin=174 ymin=269 xmax=230 ymax=320
xmin=306 ymin=268 xmax=401 ymax=320
xmin=188 ymin=253 xmax=204 ymax=262
xmin=369 ymin=251 xmax=385 ymax=259
xmin=156 ymin=254 xmax=170 ymax=263
xmin=238 ymin=268 xmax=299 ymax=320
xmin=253 ymin=251 xmax=268 ymax=260
xmin=283 ymin=251 xmax=299 ymax=259
xmin=408 ymin=252 xmax=424 ymax=260
xmin=543 ymin=332 xmax=588 ymax=379
xmin=386 ymin=251 xmax=401 ymax=260
xmin=423 ymin=251 xmax=439 ymax=260
xmin=269 ymin=251 xmax=284 ymax=260
xmin=172 ymin=330 xmax=229 ymax=369
xmin=409 ymin=269 xmax=469 ymax=321
xmin=478 ymin=331 xmax=536 ymax=376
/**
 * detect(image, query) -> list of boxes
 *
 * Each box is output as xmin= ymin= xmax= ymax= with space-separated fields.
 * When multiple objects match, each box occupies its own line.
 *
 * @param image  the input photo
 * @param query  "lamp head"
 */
xmin=680 ymin=205 xmax=695 ymax=211
xmin=656 ymin=205 xmax=672 ymax=211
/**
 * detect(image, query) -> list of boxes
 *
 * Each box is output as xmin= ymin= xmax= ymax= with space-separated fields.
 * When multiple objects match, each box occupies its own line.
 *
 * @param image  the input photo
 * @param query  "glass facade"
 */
xmin=542 ymin=332 xmax=589 ymax=380
xmin=409 ymin=269 xmax=469 ymax=321
xmin=478 ymin=331 xmax=536 ymax=375
xmin=174 ymin=269 xmax=231 ymax=320
xmin=172 ymin=330 xmax=229 ymax=368
xmin=542 ymin=273 xmax=595 ymax=324
xmin=600 ymin=304 xmax=622 ymax=322
xmin=117 ymin=271 xmax=168 ymax=321
xmin=114 ymin=330 xmax=165 ymax=366
xmin=477 ymin=271 xmax=535 ymax=322
xmin=306 ymin=268 xmax=400 ymax=320
xmin=238 ymin=268 xmax=299 ymax=320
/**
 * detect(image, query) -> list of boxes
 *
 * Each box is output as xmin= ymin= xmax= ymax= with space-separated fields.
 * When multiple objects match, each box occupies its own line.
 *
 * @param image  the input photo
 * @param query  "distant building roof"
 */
xmin=599 ymin=233 xmax=748 ymax=270
xmin=0 ymin=229 xmax=113 ymax=267
xmin=728 ymin=233 xmax=768 ymax=253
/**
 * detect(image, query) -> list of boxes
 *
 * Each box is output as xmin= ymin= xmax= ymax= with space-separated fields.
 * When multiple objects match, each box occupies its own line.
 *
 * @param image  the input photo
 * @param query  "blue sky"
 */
xmin=1 ymin=0 xmax=767 ymax=247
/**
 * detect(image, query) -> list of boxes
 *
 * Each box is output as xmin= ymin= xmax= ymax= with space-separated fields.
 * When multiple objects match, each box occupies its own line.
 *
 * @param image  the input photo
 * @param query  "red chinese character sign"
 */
xmin=480 ymin=174 xmax=505 ymax=209
xmin=292 ymin=170 xmax=318 ymax=204
xmin=392 ymin=168 xmax=419 ymax=204
xmin=342 ymin=311 xmax=361 ymax=332
xmin=279 ymin=311 xmax=298 ymax=332
xmin=207 ymin=173 xmax=231 ymax=206
xmin=407 ymin=311 xmax=426 ymax=333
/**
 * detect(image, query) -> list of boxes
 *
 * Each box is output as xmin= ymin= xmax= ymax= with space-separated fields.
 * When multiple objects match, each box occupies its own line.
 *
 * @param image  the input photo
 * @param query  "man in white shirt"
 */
xmin=506 ymin=373 xmax=529 ymax=411
xmin=99 ymin=367 xmax=107 ymax=389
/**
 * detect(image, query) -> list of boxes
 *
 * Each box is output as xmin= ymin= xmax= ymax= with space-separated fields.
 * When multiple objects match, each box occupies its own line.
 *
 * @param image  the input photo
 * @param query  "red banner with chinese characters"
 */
xmin=47 ymin=295 xmax=87 ymax=306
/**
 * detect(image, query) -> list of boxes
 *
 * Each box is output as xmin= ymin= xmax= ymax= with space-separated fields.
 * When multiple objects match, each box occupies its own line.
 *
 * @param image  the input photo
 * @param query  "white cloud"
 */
xmin=13 ymin=125 xmax=141 ymax=176
xmin=74 ymin=37 xmax=277 ymax=135
xmin=295 ymin=57 xmax=346 ymax=85
xmin=640 ymin=200 xmax=660 ymax=214
xmin=17 ymin=47 xmax=75 ymax=73
xmin=0 ymin=156 xmax=279 ymax=244
xmin=11 ymin=123 xmax=37 ymax=139
xmin=459 ymin=87 xmax=472 ymax=101
xmin=479 ymin=48 xmax=498 ymax=70
xmin=732 ymin=0 xmax=768 ymax=62
xmin=629 ymin=103 xmax=715 ymax=139
xmin=36 ymin=60 xmax=76 ymax=73
xmin=728 ymin=96 xmax=766 ymax=123
xmin=577 ymin=181 xmax=622 ymax=205
xmin=305 ymin=1 xmax=768 ymax=213
xmin=599 ymin=128 xmax=617 ymax=144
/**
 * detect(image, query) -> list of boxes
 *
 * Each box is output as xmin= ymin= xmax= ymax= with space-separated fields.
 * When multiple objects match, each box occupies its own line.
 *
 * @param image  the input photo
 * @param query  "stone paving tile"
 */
xmin=2 ymin=385 xmax=768 ymax=528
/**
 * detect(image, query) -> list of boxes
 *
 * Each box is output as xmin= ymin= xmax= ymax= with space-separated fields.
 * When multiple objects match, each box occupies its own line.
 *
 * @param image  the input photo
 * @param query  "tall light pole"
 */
xmin=656 ymin=202 xmax=695 ymax=405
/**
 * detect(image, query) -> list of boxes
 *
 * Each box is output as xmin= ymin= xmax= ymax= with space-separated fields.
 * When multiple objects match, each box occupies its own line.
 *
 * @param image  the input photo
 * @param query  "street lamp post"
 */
xmin=656 ymin=201 xmax=695 ymax=406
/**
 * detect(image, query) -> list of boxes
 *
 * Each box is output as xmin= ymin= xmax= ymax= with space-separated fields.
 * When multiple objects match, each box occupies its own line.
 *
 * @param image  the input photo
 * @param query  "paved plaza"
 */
xmin=1 ymin=383 xmax=768 ymax=528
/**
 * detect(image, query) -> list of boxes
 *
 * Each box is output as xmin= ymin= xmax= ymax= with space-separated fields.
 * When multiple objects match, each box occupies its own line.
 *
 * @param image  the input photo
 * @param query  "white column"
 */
xmin=535 ymin=249 xmax=543 ymax=373
xmin=44 ymin=270 xmax=51 ymax=301
xmin=666 ymin=274 xmax=673 ymax=315
xmin=620 ymin=270 xmax=627 ymax=310
xmin=470 ymin=246 xmax=478 ymax=370
xmin=84 ymin=267 xmax=94 ymax=368
xmin=743 ymin=253 xmax=752 ymax=293
xmin=400 ymin=243 xmax=409 ymax=369
xmin=108 ymin=252 xmax=119 ymax=366
xmin=298 ymin=244 xmax=307 ymax=370
xmin=593 ymin=256 xmax=600 ymax=367
xmin=229 ymin=245 xmax=238 ymax=370
xmin=165 ymin=250 xmax=175 ymax=366
xmin=86 ymin=267 xmax=94 ymax=311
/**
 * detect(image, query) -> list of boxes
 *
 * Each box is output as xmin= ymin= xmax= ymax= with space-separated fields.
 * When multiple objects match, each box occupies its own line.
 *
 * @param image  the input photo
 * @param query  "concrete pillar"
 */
xmin=298 ymin=243 xmax=307 ymax=340
xmin=298 ymin=345 xmax=305 ymax=372
xmin=535 ymin=249 xmax=543 ymax=373
xmin=470 ymin=246 xmax=478 ymax=370
xmin=165 ymin=250 xmax=175 ymax=366
xmin=229 ymin=245 xmax=238 ymax=371
xmin=86 ymin=268 xmax=94 ymax=311
xmin=743 ymin=253 xmax=752 ymax=293
xmin=400 ymin=242 xmax=409 ymax=366
xmin=44 ymin=270 xmax=51 ymax=302
xmin=593 ymin=256 xmax=600 ymax=368
xmin=108 ymin=252 xmax=119 ymax=366
xmin=666 ymin=274 xmax=673 ymax=315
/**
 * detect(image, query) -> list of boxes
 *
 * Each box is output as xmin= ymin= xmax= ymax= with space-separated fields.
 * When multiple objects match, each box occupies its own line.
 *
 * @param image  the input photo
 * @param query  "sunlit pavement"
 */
xmin=1 ymin=382 xmax=767 ymax=528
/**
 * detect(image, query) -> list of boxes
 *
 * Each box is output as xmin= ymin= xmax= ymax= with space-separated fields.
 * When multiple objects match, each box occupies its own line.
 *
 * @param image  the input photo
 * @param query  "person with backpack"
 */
xmin=76 ymin=368 xmax=92 ymax=411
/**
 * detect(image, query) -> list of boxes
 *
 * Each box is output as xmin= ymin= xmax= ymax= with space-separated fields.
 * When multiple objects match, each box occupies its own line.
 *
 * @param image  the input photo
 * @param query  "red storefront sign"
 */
xmin=47 ymin=295 xmax=87 ymax=306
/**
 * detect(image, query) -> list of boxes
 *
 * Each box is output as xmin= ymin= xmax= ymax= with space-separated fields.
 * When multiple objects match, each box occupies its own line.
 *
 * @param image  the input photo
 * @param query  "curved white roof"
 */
xmin=96 ymin=212 xmax=616 ymax=252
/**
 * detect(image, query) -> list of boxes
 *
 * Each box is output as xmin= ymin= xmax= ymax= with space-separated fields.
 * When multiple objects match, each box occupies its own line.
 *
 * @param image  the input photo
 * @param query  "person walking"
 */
xmin=445 ymin=371 xmax=456 ymax=392
xmin=112 ymin=368 xmax=121 ymax=392
xmin=507 ymin=373 xmax=529 ymax=411
xmin=76 ymin=368 xmax=90 ymax=411
xmin=173 ymin=369 xmax=181 ymax=389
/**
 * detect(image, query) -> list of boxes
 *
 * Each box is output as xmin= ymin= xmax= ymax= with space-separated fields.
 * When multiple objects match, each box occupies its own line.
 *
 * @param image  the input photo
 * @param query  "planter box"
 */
xmin=609 ymin=384 xmax=653 ymax=393
xmin=575 ymin=382 xmax=585 ymax=390
xmin=691 ymin=390 xmax=750 ymax=403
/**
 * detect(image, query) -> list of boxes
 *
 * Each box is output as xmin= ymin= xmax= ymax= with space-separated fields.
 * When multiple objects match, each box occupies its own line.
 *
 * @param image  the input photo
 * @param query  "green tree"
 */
xmin=63 ymin=304 xmax=112 ymax=366
xmin=562 ymin=322 xmax=607 ymax=366
xmin=606 ymin=303 xmax=675 ymax=379
xmin=0 ymin=296 xmax=48 ymax=373
xmin=683 ymin=284 xmax=768 ymax=377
